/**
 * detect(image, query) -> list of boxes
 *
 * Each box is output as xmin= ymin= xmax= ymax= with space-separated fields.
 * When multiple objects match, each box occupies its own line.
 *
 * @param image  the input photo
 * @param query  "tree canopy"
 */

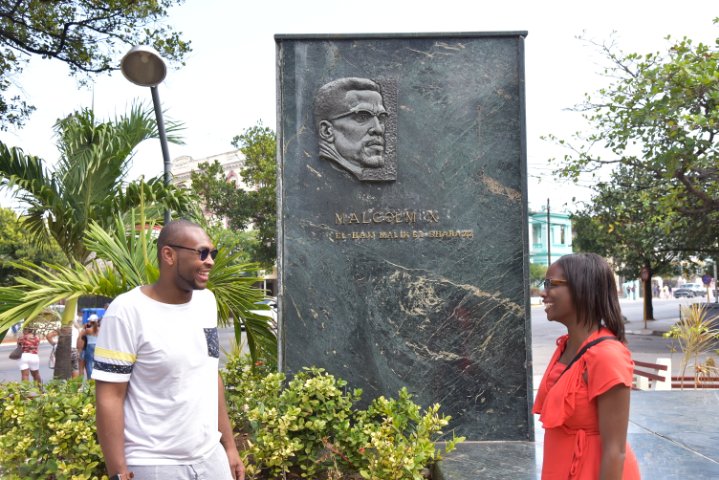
xmin=551 ymin=24 xmax=718 ymax=208
xmin=0 ymin=104 xmax=196 ymax=378
xmin=0 ymin=0 xmax=191 ymax=128
xmin=191 ymin=122 xmax=277 ymax=267
xmin=0 ymin=104 xmax=192 ymax=264
xmin=549 ymin=22 xmax=719 ymax=259
xmin=0 ymin=206 xmax=65 ymax=285
xmin=546 ymin=23 xmax=719 ymax=317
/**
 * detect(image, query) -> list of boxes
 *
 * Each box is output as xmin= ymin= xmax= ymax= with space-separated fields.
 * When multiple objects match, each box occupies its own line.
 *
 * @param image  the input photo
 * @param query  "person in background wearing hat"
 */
xmin=78 ymin=313 xmax=101 ymax=379
xmin=93 ymin=219 xmax=244 ymax=480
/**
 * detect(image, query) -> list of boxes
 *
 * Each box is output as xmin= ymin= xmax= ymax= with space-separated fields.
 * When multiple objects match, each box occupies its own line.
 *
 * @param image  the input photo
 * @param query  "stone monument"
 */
xmin=276 ymin=32 xmax=531 ymax=440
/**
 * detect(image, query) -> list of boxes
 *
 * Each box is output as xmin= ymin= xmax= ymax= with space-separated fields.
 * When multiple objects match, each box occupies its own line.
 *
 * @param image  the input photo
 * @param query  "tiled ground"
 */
xmin=435 ymin=390 xmax=719 ymax=479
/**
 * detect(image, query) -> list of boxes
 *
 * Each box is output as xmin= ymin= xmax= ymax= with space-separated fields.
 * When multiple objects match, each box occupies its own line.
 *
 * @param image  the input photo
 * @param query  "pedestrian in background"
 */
xmin=46 ymin=317 xmax=82 ymax=378
xmin=17 ymin=327 xmax=42 ymax=386
xmin=534 ymin=253 xmax=640 ymax=479
xmin=78 ymin=313 xmax=100 ymax=379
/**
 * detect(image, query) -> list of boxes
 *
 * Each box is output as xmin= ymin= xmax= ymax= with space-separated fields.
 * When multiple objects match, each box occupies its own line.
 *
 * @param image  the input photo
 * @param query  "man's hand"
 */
xmin=225 ymin=446 xmax=245 ymax=480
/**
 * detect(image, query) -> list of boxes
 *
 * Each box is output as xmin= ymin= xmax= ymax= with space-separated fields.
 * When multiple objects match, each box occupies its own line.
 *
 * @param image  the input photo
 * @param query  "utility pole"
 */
xmin=714 ymin=260 xmax=718 ymax=303
xmin=546 ymin=198 xmax=551 ymax=266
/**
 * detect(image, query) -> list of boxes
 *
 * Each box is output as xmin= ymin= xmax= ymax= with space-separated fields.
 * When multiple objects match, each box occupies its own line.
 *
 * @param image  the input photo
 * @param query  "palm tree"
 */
xmin=0 ymin=206 xmax=276 ymax=366
xmin=0 ymin=105 xmax=195 ymax=378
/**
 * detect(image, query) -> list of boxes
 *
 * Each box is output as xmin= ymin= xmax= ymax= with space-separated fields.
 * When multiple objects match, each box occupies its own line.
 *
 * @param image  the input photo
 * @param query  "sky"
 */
xmin=0 ymin=0 xmax=717 ymax=213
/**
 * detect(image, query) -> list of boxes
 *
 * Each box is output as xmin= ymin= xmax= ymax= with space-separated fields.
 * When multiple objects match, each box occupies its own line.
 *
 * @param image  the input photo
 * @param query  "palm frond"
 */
xmin=0 ymin=259 xmax=127 ymax=333
xmin=209 ymin=246 xmax=277 ymax=362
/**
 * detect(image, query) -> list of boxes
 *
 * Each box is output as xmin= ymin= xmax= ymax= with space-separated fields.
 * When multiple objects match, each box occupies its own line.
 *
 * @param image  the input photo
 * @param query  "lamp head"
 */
xmin=121 ymin=45 xmax=167 ymax=87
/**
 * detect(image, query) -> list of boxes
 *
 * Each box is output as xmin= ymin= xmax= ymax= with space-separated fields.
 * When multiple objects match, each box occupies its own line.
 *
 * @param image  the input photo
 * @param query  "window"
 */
xmin=560 ymin=225 xmax=566 ymax=245
xmin=532 ymin=224 xmax=542 ymax=244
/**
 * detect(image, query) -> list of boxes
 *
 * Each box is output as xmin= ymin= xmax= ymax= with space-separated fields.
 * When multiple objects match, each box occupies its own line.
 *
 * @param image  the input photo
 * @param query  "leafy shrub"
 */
xmin=222 ymin=354 xmax=464 ymax=479
xmin=0 ymin=355 xmax=463 ymax=480
xmin=0 ymin=379 xmax=107 ymax=480
xmin=664 ymin=304 xmax=719 ymax=388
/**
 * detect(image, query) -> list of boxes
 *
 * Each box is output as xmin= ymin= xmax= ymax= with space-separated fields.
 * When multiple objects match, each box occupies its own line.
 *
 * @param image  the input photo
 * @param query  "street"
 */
xmin=0 ymin=327 xmax=246 ymax=384
xmin=531 ymin=297 xmax=712 ymax=380
xmin=0 ymin=297 xmax=712 ymax=384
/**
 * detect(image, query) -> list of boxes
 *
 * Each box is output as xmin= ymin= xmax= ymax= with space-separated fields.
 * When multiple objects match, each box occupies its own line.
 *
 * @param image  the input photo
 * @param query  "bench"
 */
xmin=633 ymin=358 xmax=719 ymax=389
xmin=671 ymin=375 xmax=719 ymax=389
xmin=633 ymin=359 xmax=671 ymax=390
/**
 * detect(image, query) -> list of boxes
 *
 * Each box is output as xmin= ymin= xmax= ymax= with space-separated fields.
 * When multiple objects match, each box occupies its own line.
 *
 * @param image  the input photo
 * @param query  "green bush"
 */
xmin=0 ymin=379 xmax=107 ymax=480
xmin=0 ymin=356 xmax=463 ymax=480
xmin=222 ymin=354 xmax=464 ymax=479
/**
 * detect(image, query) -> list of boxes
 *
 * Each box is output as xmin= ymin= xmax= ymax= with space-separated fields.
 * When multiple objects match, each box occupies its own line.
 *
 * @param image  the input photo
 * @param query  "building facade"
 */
xmin=528 ymin=210 xmax=572 ymax=266
xmin=171 ymin=149 xmax=247 ymax=190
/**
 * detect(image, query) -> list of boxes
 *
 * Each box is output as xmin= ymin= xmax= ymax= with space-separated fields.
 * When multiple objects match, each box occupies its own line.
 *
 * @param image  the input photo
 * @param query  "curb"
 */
xmin=626 ymin=329 xmax=667 ymax=337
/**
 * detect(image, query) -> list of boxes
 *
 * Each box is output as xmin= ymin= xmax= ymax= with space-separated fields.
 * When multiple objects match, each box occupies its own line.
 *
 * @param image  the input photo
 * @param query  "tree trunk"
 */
xmin=54 ymin=297 xmax=78 ymax=380
xmin=53 ymin=325 xmax=74 ymax=379
xmin=643 ymin=275 xmax=654 ymax=321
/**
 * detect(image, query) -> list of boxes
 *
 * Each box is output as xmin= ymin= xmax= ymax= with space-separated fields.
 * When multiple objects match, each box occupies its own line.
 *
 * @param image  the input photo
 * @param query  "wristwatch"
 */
xmin=109 ymin=474 xmax=134 ymax=480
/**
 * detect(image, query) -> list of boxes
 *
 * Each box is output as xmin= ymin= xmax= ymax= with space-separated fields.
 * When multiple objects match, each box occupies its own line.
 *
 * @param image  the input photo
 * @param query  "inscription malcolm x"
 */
xmin=314 ymin=78 xmax=397 ymax=182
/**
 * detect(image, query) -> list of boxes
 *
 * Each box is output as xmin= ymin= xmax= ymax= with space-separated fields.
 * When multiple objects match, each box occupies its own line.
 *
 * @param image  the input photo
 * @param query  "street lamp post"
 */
xmin=120 ymin=45 xmax=172 ymax=224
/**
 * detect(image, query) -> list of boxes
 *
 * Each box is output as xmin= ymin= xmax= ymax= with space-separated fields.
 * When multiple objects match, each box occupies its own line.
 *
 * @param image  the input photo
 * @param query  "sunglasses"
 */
xmin=167 ymin=244 xmax=219 ymax=261
xmin=543 ymin=278 xmax=568 ymax=290
xmin=329 ymin=109 xmax=389 ymax=124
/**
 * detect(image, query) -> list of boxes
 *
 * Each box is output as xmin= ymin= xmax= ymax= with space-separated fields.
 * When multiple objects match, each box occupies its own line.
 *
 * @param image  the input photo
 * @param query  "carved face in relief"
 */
xmin=315 ymin=78 xmax=389 ymax=179
xmin=322 ymin=90 xmax=387 ymax=169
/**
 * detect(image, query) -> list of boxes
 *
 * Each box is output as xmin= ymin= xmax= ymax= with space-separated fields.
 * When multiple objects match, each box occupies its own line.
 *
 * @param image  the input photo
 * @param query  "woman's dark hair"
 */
xmin=556 ymin=252 xmax=626 ymax=342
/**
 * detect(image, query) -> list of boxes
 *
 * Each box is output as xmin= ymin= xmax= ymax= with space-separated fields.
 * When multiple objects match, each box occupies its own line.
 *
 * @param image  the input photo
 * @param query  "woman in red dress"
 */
xmin=533 ymin=253 xmax=641 ymax=479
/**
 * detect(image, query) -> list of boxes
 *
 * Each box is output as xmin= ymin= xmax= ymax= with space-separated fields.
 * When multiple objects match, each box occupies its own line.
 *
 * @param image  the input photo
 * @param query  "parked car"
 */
xmin=245 ymin=297 xmax=277 ymax=331
xmin=673 ymin=283 xmax=706 ymax=298
xmin=673 ymin=287 xmax=694 ymax=298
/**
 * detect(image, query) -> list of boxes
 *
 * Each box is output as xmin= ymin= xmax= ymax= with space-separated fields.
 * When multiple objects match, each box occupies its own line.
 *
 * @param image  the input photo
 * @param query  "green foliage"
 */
xmin=222 ymin=355 xmax=463 ymax=479
xmin=529 ymin=263 xmax=547 ymax=287
xmin=0 ymin=104 xmax=197 ymax=378
xmin=663 ymin=304 xmax=719 ymax=388
xmin=0 ymin=358 xmax=458 ymax=479
xmin=0 ymin=202 xmax=276 ymax=364
xmin=191 ymin=121 xmax=277 ymax=268
xmin=0 ymin=0 xmax=191 ymax=129
xmin=0 ymin=207 xmax=65 ymax=286
xmin=0 ymin=105 xmax=192 ymax=265
xmin=232 ymin=124 xmax=278 ymax=267
xmin=0 ymin=379 xmax=108 ymax=480
xmin=548 ymin=23 xmax=719 ymax=260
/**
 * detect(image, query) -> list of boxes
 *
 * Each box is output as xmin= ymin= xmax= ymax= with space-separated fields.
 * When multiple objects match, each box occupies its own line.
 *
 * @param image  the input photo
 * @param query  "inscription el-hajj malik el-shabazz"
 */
xmin=332 ymin=209 xmax=474 ymax=241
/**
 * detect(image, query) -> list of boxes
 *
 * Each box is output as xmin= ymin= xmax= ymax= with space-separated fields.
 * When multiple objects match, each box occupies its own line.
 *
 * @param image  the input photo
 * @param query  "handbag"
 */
xmin=9 ymin=342 xmax=22 ymax=360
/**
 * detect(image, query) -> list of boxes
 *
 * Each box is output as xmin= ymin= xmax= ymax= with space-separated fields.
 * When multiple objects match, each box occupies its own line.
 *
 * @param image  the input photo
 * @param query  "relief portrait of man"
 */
xmin=314 ymin=77 xmax=396 ymax=181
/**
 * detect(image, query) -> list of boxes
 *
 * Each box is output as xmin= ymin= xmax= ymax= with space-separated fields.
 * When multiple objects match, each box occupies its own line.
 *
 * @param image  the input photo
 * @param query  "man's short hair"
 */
xmin=314 ymin=78 xmax=382 ymax=125
xmin=156 ymin=219 xmax=203 ymax=262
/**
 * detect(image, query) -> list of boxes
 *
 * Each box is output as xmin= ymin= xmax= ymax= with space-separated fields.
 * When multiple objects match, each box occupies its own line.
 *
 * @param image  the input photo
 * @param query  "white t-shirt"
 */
xmin=92 ymin=287 xmax=221 ymax=465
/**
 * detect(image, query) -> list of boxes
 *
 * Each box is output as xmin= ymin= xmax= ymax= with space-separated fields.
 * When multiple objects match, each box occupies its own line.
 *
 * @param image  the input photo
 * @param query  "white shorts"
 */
xmin=18 ymin=352 xmax=40 ymax=371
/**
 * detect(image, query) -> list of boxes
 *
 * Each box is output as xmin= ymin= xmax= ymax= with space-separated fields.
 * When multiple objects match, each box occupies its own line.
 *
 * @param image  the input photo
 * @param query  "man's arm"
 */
xmin=96 ymin=380 xmax=133 ymax=479
xmin=218 ymin=374 xmax=245 ymax=480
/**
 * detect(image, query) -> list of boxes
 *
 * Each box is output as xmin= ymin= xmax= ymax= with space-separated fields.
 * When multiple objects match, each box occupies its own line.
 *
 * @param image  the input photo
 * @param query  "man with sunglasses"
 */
xmin=93 ymin=220 xmax=244 ymax=480
xmin=315 ymin=77 xmax=388 ymax=179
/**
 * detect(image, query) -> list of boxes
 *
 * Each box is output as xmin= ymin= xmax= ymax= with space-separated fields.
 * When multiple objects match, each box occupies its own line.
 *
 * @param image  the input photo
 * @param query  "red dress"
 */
xmin=533 ymin=328 xmax=641 ymax=479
